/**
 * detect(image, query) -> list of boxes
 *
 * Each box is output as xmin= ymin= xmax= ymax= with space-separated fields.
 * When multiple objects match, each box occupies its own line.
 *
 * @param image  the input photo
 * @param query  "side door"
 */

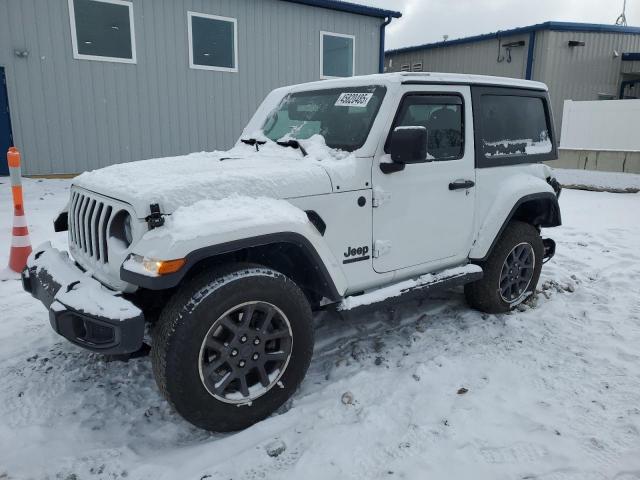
xmin=0 ymin=67 xmax=13 ymax=176
xmin=372 ymin=86 xmax=475 ymax=273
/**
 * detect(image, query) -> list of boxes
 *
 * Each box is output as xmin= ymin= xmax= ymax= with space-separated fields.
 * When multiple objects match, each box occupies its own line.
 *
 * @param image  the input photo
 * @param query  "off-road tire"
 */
xmin=465 ymin=221 xmax=544 ymax=313
xmin=152 ymin=263 xmax=314 ymax=432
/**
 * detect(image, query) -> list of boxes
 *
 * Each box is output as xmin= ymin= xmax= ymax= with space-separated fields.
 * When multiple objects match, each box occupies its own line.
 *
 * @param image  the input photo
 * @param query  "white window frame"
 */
xmin=320 ymin=31 xmax=355 ymax=79
xmin=68 ymin=0 xmax=137 ymax=64
xmin=188 ymin=11 xmax=238 ymax=73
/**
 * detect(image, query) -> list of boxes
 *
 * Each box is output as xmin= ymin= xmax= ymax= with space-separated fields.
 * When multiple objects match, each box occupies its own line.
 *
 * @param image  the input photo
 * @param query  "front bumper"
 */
xmin=22 ymin=242 xmax=145 ymax=355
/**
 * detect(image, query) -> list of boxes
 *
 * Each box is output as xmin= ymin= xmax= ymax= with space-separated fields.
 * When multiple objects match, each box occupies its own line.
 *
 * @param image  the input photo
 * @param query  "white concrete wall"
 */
xmin=560 ymin=99 xmax=640 ymax=152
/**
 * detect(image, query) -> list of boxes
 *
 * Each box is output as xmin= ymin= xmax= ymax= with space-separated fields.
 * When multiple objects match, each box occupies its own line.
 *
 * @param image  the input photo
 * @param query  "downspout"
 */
xmin=525 ymin=30 xmax=536 ymax=80
xmin=379 ymin=16 xmax=392 ymax=73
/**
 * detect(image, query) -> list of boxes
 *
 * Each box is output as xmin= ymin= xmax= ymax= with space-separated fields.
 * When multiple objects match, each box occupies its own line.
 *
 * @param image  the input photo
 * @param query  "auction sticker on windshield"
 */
xmin=335 ymin=92 xmax=374 ymax=108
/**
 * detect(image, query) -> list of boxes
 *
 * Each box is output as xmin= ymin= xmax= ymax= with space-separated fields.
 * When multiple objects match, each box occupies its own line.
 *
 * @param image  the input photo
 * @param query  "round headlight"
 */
xmin=109 ymin=210 xmax=134 ymax=249
xmin=124 ymin=214 xmax=133 ymax=245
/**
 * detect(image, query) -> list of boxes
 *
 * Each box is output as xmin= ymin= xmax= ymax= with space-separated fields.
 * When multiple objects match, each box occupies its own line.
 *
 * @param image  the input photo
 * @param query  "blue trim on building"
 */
xmin=622 ymin=52 xmax=640 ymax=61
xmin=379 ymin=17 xmax=393 ymax=73
xmin=387 ymin=21 xmax=640 ymax=54
xmin=280 ymin=0 xmax=401 ymax=19
xmin=525 ymin=31 xmax=536 ymax=80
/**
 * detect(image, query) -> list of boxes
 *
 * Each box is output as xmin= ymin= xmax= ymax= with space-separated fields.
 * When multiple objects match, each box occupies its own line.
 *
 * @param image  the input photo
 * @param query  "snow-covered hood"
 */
xmin=73 ymin=137 xmax=354 ymax=217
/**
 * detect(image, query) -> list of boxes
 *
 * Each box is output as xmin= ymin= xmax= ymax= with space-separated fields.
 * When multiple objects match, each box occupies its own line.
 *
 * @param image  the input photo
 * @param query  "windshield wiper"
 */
xmin=241 ymin=138 xmax=267 ymax=151
xmin=276 ymin=139 xmax=308 ymax=157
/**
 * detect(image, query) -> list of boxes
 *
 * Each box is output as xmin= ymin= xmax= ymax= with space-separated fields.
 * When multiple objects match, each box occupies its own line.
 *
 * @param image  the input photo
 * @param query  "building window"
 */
xmin=321 ymin=32 xmax=355 ymax=79
xmin=68 ymin=0 xmax=136 ymax=63
xmin=412 ymin=62 xmax=423 ymax=72
xmin=400 ymin=64 xmax=411 ymax=72
xmin=188 ymin=12 xmax=238 ymax=72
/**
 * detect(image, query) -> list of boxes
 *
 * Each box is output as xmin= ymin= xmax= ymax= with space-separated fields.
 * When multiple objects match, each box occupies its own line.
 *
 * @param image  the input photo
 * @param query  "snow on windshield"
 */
xmin=259 ymin=86 xmax=386 ymax=152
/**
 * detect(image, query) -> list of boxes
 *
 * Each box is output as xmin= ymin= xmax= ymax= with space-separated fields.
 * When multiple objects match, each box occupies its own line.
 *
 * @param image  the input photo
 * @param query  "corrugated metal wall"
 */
xmin=385 ymin=29 xmax=640 ymax=137
xmin=536 ymin=30 xmax=640 ymax=134
xmin=0 ymin=0 xmax=382 ymax=175
xmin=385 ymin=33 xmax=531 ymax=79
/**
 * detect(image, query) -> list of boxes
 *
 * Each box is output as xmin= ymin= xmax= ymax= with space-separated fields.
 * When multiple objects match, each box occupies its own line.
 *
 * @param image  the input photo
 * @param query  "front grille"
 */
xmin=68 ymin=190 xmax=114 ymax=264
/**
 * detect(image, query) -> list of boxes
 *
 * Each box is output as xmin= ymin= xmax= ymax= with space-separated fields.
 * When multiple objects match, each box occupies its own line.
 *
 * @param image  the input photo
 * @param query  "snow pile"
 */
xmin=339 ymin=264 xmax=483 ymax=311
xmin=28 ymin=242 xmax=141 ymax=321
xmin=554 ymin=167 xmax=640 ymax=192
xmin=143 ymin=195 xmax=309 ymax=245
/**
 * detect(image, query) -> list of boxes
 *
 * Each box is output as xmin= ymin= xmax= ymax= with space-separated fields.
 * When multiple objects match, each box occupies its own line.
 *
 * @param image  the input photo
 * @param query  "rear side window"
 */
xmin=388 ymin=94 xmax=464 ymax=161
xmin=473 ymin=87 xmax=556 ymax=167
xmin=480 ymin=96 xmax=551 ymax=157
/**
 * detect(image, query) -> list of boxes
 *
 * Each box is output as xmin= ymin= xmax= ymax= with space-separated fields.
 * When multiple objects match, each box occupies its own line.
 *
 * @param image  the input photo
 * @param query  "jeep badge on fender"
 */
xmin=343 ymin=245 xmax=370 ymax=264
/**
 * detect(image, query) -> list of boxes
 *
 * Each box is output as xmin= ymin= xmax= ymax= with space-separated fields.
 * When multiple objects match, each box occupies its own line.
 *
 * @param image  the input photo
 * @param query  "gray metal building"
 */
xmin=385 ymin=22 xmax=640 ymax=138
xmin=0 ymin=0 xmax=401 ymax=175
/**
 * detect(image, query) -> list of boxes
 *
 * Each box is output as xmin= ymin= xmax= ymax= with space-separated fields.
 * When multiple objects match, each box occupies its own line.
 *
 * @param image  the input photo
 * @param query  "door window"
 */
xmin=388 ymin=95 xmax=464 ymax=160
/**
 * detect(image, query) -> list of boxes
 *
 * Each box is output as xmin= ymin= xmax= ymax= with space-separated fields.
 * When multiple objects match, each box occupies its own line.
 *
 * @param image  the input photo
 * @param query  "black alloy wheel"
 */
xmin=199 ymin=301 xmax=293 ymax=403
xmin=498 ymin=242 xmax=536 ymax=303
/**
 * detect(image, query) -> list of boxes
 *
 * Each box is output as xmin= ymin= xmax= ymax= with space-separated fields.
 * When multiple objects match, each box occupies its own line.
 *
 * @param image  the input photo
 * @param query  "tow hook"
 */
xmin=542 ymin=238 xmax=556 ymax=264
xmin=146 ymin=203 xmax=165 ymax=229
xmin=547 ymin=177 xmax=562 ymax=198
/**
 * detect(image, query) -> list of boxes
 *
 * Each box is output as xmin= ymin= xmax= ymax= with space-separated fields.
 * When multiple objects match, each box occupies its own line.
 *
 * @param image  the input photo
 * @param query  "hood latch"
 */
xmin=146 ymin=203 xmax=165 ymax=229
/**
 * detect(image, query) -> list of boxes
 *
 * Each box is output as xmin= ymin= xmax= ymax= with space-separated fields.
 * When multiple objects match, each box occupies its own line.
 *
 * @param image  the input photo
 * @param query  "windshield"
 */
xmin=261 ymin=85 xmax=386 ymax=152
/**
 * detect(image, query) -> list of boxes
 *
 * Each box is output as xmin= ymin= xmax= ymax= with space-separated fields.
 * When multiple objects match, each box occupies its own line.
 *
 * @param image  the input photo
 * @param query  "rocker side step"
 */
xmin=338 ymin=264 xmax=483 ymax=312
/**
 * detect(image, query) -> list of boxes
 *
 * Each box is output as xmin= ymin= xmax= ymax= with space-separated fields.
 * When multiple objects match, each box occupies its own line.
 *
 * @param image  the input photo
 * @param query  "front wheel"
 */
xmin=465 ymin=221 xmax=544 ymax=313
xmin=152 ymin=264 xmax=314 ymax=432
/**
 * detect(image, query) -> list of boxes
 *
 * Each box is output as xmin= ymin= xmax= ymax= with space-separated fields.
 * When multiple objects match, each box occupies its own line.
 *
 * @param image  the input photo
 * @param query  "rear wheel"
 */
xmin=465 ymin=221 xmax=543 ymax=313
xmin=152 ymin=264 xmax=314 ymax=432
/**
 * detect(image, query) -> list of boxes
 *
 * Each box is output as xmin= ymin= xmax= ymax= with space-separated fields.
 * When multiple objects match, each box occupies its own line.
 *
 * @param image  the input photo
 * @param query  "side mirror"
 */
xmin=389 ymin=126 xmax=428 ymax=164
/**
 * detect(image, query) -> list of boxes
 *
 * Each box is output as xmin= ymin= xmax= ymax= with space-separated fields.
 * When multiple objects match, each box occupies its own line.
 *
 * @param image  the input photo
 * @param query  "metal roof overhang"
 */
xmin=280 ymin=0 xmax=401 ymax=19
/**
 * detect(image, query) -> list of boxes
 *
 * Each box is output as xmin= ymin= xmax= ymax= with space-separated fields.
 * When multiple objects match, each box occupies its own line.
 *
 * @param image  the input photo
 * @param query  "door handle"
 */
xmin=449 ymin=180 xmax=475 ymax=190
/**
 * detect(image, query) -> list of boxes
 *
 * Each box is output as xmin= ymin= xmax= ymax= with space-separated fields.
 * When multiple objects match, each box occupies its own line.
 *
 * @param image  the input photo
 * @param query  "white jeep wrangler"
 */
xmin=23 ymin=72 xmax=561 ymax=431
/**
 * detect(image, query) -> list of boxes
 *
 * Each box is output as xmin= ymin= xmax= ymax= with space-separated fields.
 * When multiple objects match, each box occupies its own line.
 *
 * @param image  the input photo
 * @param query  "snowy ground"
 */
xmin=1 ymin=173 xmax=640 ymax=480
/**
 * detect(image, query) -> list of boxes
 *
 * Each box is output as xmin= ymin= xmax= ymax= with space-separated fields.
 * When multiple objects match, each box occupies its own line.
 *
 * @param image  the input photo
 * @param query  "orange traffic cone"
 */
xmin=7 ymin=147 xmax=32 ymax=272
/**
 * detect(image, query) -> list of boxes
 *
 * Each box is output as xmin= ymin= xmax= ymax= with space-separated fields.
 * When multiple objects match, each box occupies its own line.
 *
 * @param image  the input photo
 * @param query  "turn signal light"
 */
xmin=155 ymin=258 xmax=186 ymax=275
xmin=126 ymin=254 xmax=186 ymax=276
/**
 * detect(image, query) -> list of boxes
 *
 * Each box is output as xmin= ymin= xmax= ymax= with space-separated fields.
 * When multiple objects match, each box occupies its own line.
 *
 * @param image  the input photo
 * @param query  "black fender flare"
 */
xmin=120 ymin=232 xmax=341 ymax=301
xmin=474 ymin=192 xmax=561 ymax=262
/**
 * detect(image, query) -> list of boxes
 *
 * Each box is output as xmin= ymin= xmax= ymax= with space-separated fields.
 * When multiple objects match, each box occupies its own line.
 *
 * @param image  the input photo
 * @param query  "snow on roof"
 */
xmin=285 ymin=72 xmax=548 ymax=92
